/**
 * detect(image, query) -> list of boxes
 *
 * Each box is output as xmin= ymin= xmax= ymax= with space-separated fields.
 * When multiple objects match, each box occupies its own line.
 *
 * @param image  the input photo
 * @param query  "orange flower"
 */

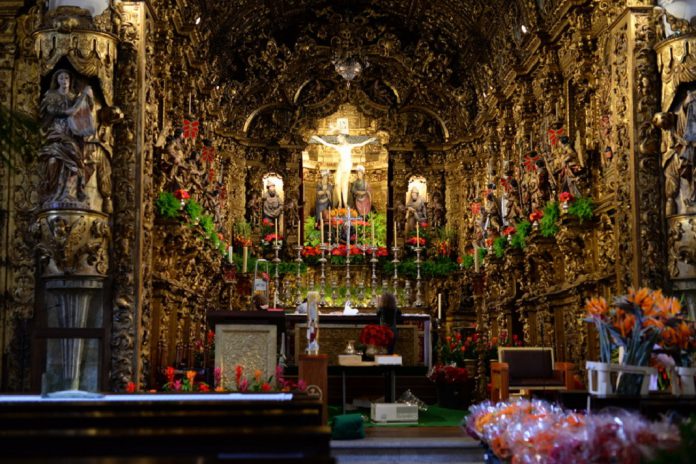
xmin=653 ymin=291 xmax=682 ymax=317
xmin=614 ymin=311 xmax=636 ymax=338
xmin=186 ymin=370 xmax=196 ymax=384
xmin=585 ymin=297 xmax=609 ymax=318
xmin=662 ymin=326 xmax=679 ymax=347
xmin=254 ymin=369 xmax=262 ymax=383
xmin=677 ymin=321 xmax=692 ymax=349
xmin=642 ymin=317 xmax=664 ymax=331
xmin=627 ymin=287 xmax=655 ymax=313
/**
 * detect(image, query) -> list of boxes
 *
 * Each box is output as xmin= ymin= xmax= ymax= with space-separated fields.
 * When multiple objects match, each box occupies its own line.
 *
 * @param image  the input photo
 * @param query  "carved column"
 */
xmin=30 ymin=5 xmax=118 ymax=391
xmin=655 ymin=33 xmax=696 ymax=317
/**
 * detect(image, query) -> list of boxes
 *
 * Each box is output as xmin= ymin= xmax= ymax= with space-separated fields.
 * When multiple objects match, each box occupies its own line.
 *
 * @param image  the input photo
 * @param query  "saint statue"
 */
xmin=483 ymin=190 xmax=503 ymax=235
xmin=310 ymin=133 xmax=377 ymax=209
xmin=554 ymin=136 xmax=583 ymax=197
xmin=428 ymin=192 xmax=444 ymax=230
xmin=404 ymin=188 xmax=427 ymax=237
xmin=351 ymin=165 xmax=371 ymax=216
xmin=247 ymin=190 xmax=262 ymax=229
xmin=681 ymin=90 xmax=696 ymax=205
xmin=262 ymin=183 xmax=283 ymax=220
xmin=315 ymin=169 xmax=333 ymax=223
xmin=38 ymin=69 xmax=96 ymax=205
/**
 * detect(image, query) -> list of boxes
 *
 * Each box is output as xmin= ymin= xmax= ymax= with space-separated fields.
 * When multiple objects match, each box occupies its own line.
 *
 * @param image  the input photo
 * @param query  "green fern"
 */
xmin=493 ymin=236 xmax=508 ymax=258
xmin=567 ymin=196 xmax=594 ymax=223
xmin=477 ymin=247 xmax=488 ymax=262
xmin=540 ymin=201 xmax=560 ymax=237
xmin=155 ymin=192 xmax=181 ymax=219
xmin=462 ymin=254 xmax=474 ymax=269
xmin=510 ymin=220 xmax=531 ymax=250
xmin=184 ymin=199 xmax=203 ymax=223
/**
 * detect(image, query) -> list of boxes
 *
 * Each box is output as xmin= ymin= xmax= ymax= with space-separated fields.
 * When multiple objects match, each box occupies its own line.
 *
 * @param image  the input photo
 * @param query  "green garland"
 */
xmin=155 ymin=192 xmax=181 ymax=220
xmin=567 ymin=196 xmax=594 ymax=223
xmin=493 ymin=236 xmax=508 ymax=258
xmin=477 ymin=247 xmax=488 ymax=261
xmin=462 ymin=254 xmax=474 ymax=269
xmin=540 ymin=201 xmax=560 ymax=237
xmin=510 ymin=220 xmax=531 ymax=250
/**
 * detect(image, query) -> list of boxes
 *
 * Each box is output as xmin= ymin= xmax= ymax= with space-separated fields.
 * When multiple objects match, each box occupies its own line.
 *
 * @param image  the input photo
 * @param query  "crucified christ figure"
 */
xmin=310 ymin=133 xmax=377 ymax=209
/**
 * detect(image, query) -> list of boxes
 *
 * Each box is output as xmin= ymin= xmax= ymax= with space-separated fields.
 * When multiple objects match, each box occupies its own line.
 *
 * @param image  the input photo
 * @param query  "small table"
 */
xmin=335 ymin=364 xmax=401 ymax=413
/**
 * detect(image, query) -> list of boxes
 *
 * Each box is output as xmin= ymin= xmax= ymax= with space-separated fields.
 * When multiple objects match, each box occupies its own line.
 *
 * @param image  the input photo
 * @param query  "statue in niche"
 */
xmin=262 ymin=183 xmax=283 ymax=221
xmin=525 ymin=158 xmax=551 ymax=212
xmin=428 ymin=191 xmax=444 ymax=230
xmin=38 ymin=69 xmax=95 ymax=206
xmin=483 ymin=187 xmax=503 ymax=235
xmin=404 ymin=188 xmax=427 ymax=237
xmin=247 ymin=190 xmax=262 ymax=229
xmin=681 ymin=91 xmax=696 ymax=206
xmin=310 ymin=134 xmax=377 ymax=209
xmin=284 ymin=194 xmax=300 ymax=235
xmin=394 ymin=199 xmax=406 ymax=235
xmin=502 ymin=177 xmax=524 ymax=227
xmin=553 ymin=136 xmax=584 ymax=197
xmin=351 ymin=165 xmax=371 ymax=216
xmin=315 ymin=169 xmax=333 ymax=224
xmin=653 ymin=111 xmax=682 ymax=215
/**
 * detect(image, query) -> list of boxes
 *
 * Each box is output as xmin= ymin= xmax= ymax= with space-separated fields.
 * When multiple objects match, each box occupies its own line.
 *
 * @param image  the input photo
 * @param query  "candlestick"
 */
xmin=320 ymin=216 xmax=324 ymax=244
xmin=437 ymin=293 xmax=442 ymax=320
xmin=275 ymin=219 xmax=278 ymax=246
xmin=227 ymin=245 xmax=233 ymax=264
xmin=242 ymin=246 xmax=248 ymax=273
xmin=371 ymin=216 xmax=375 ymax=245
xmin=295 ymin=244 xmax=303 ymax=306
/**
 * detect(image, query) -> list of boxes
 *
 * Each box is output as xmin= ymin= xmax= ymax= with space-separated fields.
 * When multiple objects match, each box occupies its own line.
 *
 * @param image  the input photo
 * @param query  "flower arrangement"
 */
xmin=559 ymin=191 xmax=574 ymax=203
xmin=406 ymin=236 xmax=426 ymax=247
xmin=466 ymin=399 xmax=680 ymax=463
xmin=262 ymin=233 xmax=283 ymax=245
xmin=330 ymin=208 xmax=358 ymax=218
xmin=502 ymin=226 xmax=516 ymax=237
xmin=162 ymin=366 xmax=211 ymax=392
xmin=438 ymin=332 xmax=476 ymax=366
xmin=359 ymin=324 xmax=394 ymax=348
xmin=229 ymin=365 xmax=308 ymax=393
xmin=529 ymin=209 xmax=543 ymax=223
xmin=427 ymin=365 xmax=468 ymax=385
xmin=174 ymin=188 xmax=191 ymax=201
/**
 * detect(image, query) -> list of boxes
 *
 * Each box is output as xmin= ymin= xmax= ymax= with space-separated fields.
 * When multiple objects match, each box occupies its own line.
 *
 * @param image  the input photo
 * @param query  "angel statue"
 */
xmin=310 ymin=133 xmax=377 ymax=209
xmin=39 ymin=69 xmax=96 ymax=206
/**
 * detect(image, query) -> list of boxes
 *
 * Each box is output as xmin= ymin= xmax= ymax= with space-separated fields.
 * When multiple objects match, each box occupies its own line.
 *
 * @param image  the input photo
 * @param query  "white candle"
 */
xmin=371 ymin=216 xmax=375 ymax=246
xmin=243 ymin=246 xmax=248 ymax=273
xmin=320 ymin=216 xmax=325 ymax=244
xmin=275 ymin=219 xmax=278 ymax=246
xmin=227 ymin=245 xmax=233 ymax=264
xmin=297 ymin=220 xmax=301 ymax=245
xmin=438 ymin=293 xmax=442 ymax=320
xmin=393 ymin=221 xmax=397 ymax=244
xmin=416 ymin=221 xmax=420 ymax=244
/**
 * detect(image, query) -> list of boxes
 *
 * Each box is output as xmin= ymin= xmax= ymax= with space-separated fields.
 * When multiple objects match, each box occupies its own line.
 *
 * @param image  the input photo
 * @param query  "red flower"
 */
xmin=376 ymin=247 xmax=389 ymax=257
xmin=502 ymin=226 xmax=516 ymax=236
xmin=261 ymin=272 xmax=270 ymax=281
xmin=332 ymin=244 xmax=347 ymax=256
xmin=126 ymin=382 xmax=136 ymax=393
xmin=183 ymin=119 xmax=200 ymax=139
xmin=529 ymin=210 xmax=544 ymax=222
xmin=457 ymin=256 xmax=463 ymax=264
xmin=471 ymin=202 xmax=482 ymax=215
xmin=165 ymin=366 xmax=176 ymax=383
xmin=207 ymin=329 xmax=215 ymax=345
xmin=198 ymin=383 xmax=210 ymax=392
xmin=419 ymin=222 xmax=428 ymax=228
xmin=350 ymin=245 xmax=362 ymax=255
xmin=261 ymin=382 xmax=272 ymax=392
xmin=174 ymin=189 xmax=190 ymax=200
xmin=262 ymin=218 xmax=273 ymax=227
xmin=359 ymin=324 xmax=394 ymax=348
xmin=485 ymin=237 xmax=494 ymax=248
xmin=559 ymin=191 xmax=574 ymax=203
xmin=406 ymin=236 xmax=426 ymax=246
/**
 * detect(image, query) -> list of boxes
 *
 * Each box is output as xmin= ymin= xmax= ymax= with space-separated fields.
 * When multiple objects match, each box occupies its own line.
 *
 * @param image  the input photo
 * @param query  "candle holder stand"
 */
xmin=272 ymin=242 xmax=282 ymax=308
xmin=414 ymin=245 xmax=424 ymax=307
xmin=294 ymin=244 xmax=303 ymax=306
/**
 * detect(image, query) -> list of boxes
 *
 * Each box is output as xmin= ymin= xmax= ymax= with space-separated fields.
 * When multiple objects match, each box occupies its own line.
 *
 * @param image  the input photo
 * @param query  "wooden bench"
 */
xmin=491 ymin=347 xmax=575 ymax=402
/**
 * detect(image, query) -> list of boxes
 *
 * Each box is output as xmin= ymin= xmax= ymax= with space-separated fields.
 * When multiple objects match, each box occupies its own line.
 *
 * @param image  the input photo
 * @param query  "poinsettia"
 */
xmin=502 ymin=226 xmax=516 ymax=236
xmin=406 ymin=236 xmax=426 ymax=247
xmin=529 ymin=210 xmax=543 ymax=222
xmin=559 ymin=191 xmax=574 ymax=203
xmin=174 ymin=189 xmax=190 ymax=200
xmin=359 ymin=324 xmax=394 ymax=348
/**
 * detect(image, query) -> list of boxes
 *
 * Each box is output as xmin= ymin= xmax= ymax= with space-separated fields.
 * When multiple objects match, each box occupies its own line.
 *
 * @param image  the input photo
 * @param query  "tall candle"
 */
xmin=473 ymin=245 xmax=480 ymax=273
xmin=371 ymin=216 xmax=375 ymax=246
xmin=273 ymin=291 xmax=278 ymax=309
xmin=437 ymin=293 xmax=442 ymax=320
xmin=242 ymin=246 xmax=248 ymax=273
xmin=297 ymin=220 xmax=301 ymax=245
xmin=416 ymin=221 xmax=420 ymax=244
xmin=275 ymin=219 xmax=278 ymax=246
xmin=227 ymin=245 xmax=233 ymax=264
xmin=320 ymin=216 xmax=324 ymax=244
xmin=393 ymin=221 xmax=397 ymax=244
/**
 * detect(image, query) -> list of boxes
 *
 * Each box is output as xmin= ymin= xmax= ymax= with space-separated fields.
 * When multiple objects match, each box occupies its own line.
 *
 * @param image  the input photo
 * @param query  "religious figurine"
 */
xmin=394 ymin=200 xmax=406 ymax=235
xmin=38 ymin=69 xmax=95 ymax=206
xmin=554 ymin=136 xmax=583 ymax=197
xmin=653 ymin=111 xmax=682 ymax=216
xmin=351 ymin=165 xmax=371 ymax=216
xmin=284 ymin=194 xmax=300 ymax=234
xmin=310 ymin=134 xmax=377 ymax=209
xmin=501 ymin=176 xmax=524 ymax=226
xmin=262 ymin=183 xmax=283 ymax=221
xmin=164 ymin=128 xmax=186 ymax=182
xmin=428 ymin=191 xmax=444 ymax=230
xmin=404 ymin=188 xmax=427 ymax=236
xmin=482 ymin=188 xmax=503 ymax=235
xmin=315 ymin=169 xmax=333 ymax=224
xmin=306 ymin=291 xmax=320 ymax=355
xmin=247 ymin=190 xmax=262 ymax=229
xmin=681 ymin=90 xmax=696 ymax=205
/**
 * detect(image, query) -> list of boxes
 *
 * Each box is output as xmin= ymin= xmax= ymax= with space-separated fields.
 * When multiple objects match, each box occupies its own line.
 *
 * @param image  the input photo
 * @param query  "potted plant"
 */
xmin=359 ymin=324 xmax=394 ymax=359
xmin=427 ymin=364 xmax=469 ymax=409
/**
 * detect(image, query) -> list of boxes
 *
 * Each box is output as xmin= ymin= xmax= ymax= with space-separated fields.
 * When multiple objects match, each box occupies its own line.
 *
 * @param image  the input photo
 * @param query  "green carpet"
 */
xmin=328 ymin=404 xmax=468 ymax=427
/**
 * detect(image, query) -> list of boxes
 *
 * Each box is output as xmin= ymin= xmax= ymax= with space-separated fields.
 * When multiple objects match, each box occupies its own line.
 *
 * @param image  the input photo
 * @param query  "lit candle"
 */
xmin=243 ymin=246 xmax=248 ymax=273
xmin=227 ymin=245 xmax=233 ymax=264
xmin=320 ymin=216 xmax=325 ymax=244
xmin=438 ymin=293 xmax=442 ymax=320
xmin=275 ymin=219 xmax=278 ymax=246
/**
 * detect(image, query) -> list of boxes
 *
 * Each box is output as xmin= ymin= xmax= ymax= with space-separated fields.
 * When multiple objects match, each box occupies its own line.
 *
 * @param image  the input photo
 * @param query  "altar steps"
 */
xmin=331 ymin=426 xmax=484 ymax=464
